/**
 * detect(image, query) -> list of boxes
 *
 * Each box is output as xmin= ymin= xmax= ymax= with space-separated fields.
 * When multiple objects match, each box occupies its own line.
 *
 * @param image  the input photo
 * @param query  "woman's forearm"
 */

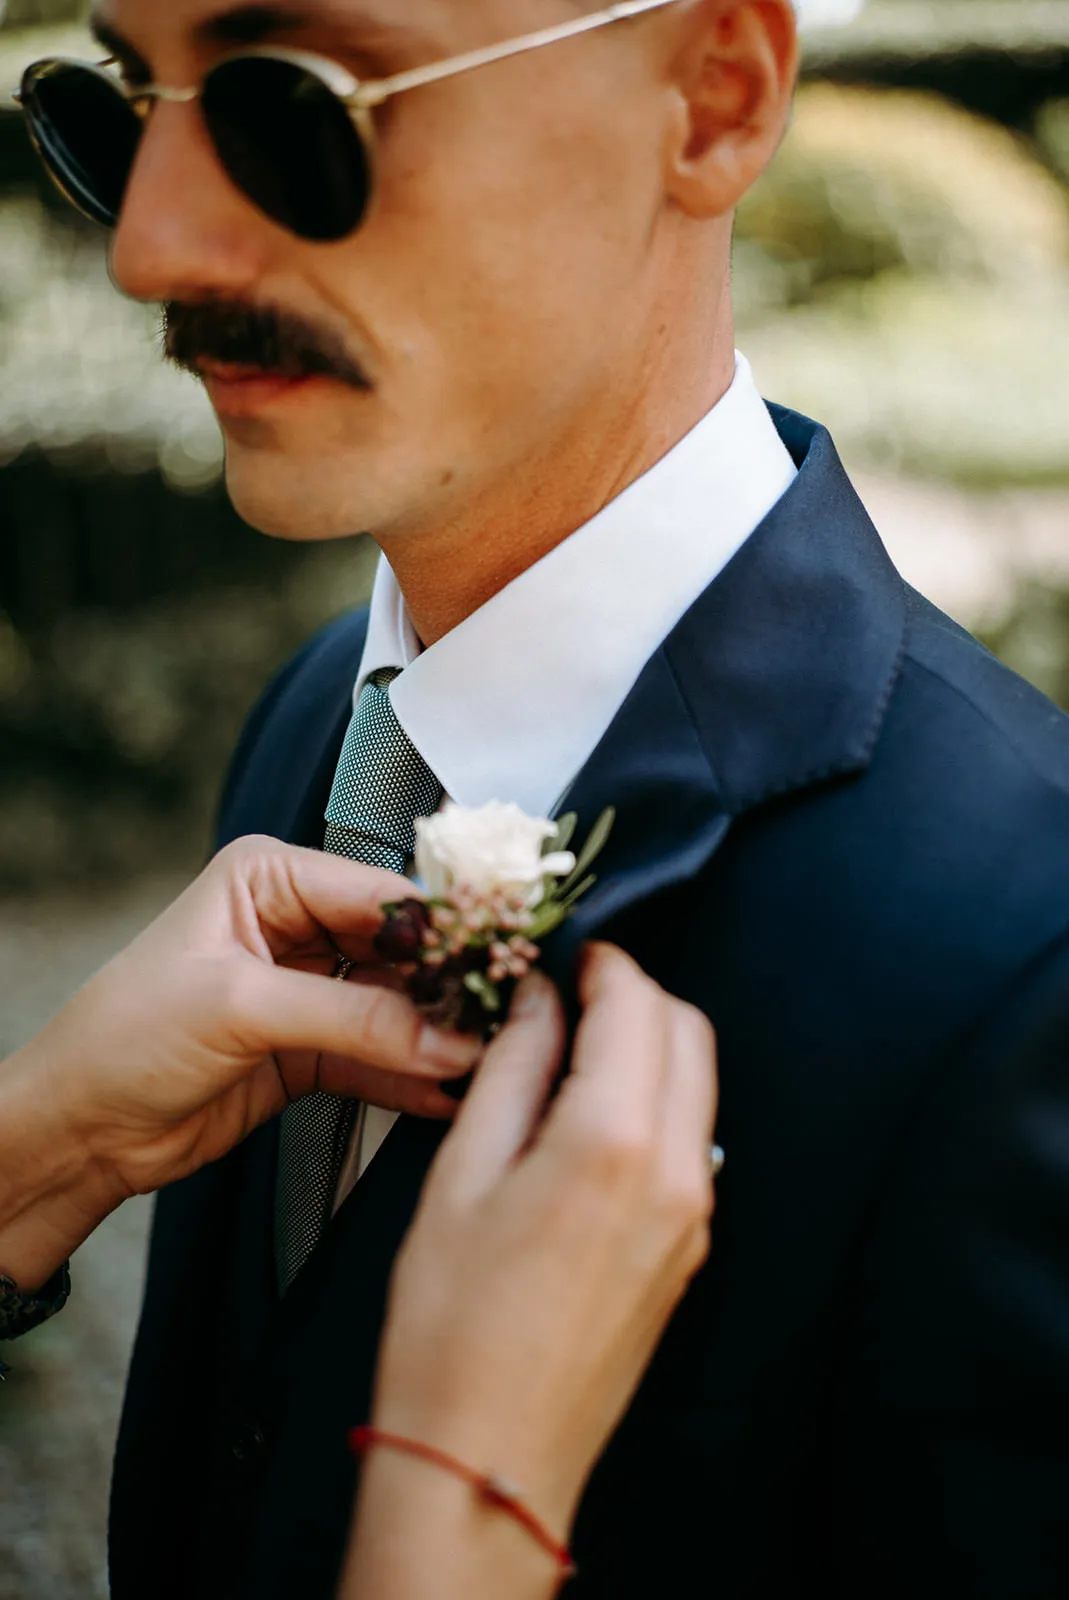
xmin=339 ymin=948 xmax=716 ymax=1600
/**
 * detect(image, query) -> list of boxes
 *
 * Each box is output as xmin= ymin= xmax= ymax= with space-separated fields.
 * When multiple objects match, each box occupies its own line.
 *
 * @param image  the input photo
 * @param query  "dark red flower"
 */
xmin=374 ymin=899 xmax=432 ymax=964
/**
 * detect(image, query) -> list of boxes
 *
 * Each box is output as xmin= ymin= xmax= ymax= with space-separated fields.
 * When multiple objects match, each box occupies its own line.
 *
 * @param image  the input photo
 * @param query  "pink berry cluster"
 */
xmin=423 ymin=889 xmax=542 ymax=984
xmin=374 ymin=890 xmax=544 ymax=1036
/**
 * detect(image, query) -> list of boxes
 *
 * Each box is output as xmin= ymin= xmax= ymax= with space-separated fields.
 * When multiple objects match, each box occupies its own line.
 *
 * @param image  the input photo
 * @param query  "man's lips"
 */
xmin=197 ymin=360 xmax=332 ymax=416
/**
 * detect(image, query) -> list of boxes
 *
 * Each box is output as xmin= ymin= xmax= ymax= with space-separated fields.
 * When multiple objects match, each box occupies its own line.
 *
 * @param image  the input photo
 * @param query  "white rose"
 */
xmin=414 ymin=801 xmax=577 ymax=904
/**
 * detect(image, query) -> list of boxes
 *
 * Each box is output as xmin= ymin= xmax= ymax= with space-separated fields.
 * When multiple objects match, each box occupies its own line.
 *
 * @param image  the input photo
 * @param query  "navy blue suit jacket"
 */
xmin=111 ymin=409 xmax=1069 ymax=1598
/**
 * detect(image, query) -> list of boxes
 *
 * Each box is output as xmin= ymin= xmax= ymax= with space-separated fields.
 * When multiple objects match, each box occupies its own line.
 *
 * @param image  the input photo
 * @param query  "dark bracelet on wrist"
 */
xmin=0 ymin=1262 xmax=72 ymax=1361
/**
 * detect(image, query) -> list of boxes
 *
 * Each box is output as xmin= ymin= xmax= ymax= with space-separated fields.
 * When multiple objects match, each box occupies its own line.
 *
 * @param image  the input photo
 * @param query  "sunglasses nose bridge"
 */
xmin=142 ymin=83 xmax=201 ymax=106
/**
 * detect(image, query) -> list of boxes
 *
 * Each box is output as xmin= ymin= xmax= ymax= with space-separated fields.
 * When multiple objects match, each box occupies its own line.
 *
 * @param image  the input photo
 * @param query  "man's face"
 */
xmin=100 ymin=0 xmax=677 ymax=542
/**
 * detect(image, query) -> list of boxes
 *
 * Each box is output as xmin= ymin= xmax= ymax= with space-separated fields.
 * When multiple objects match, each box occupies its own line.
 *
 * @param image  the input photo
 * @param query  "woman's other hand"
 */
xmin=347 ymin=943 xmax=718 ymax=1597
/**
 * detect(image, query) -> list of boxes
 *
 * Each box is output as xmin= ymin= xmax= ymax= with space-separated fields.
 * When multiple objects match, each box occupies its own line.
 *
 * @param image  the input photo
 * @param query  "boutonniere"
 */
xmin=375 ymin=800 xmax=615 ymax=1036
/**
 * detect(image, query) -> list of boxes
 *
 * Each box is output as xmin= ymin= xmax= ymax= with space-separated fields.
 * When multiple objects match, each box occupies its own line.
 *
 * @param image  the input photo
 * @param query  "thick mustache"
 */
xmin=163 ymin=300 xmax=370 ymax=389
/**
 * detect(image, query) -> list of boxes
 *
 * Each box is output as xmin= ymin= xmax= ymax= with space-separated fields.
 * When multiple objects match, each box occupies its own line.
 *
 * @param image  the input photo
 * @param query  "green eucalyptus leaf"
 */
xmin=559 ymin=807 xmax=616 ymax=896
xmin=463 ymin=971 xmax=502 ymax=1012
xmin=526 ymin=902 xmax=568 ymax=941
xmin=557 ymin=873 xmax=597 ymax=913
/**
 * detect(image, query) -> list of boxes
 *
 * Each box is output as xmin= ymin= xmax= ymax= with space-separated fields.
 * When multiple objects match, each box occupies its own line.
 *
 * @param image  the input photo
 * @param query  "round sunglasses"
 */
xmin=16 ymin=0 xmax=679 ymax=244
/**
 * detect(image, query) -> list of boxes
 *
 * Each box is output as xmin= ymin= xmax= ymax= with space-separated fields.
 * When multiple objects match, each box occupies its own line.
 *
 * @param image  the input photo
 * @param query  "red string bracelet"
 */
xmin=349 ymin=1425 xmax=577 ymax=1581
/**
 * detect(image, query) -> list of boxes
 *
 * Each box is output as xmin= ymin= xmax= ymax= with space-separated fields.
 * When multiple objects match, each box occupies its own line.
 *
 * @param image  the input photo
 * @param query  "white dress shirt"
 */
xmin=338 ymin=352 xmax=796 ymax=1192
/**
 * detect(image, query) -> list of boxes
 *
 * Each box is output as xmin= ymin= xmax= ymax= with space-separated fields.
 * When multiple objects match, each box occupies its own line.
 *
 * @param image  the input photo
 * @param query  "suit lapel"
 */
xmin=549 ymin=648 xmax=732 ymax=976
xmin=547 ymin=409 xmax=908 ymax=972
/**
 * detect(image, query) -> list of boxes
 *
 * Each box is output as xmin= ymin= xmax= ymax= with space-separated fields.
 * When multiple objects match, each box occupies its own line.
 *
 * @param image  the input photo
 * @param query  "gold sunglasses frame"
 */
xmin=15 ymin=0 xmax=681 ymax=235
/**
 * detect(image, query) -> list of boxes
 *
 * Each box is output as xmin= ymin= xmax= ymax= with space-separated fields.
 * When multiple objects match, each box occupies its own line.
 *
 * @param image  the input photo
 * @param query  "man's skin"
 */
xmin=97 ymin=0 xmax=798 ymax=645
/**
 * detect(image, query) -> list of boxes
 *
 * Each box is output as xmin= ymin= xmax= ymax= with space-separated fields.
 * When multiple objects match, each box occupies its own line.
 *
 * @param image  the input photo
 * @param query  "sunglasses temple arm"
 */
xmin=352 ymin=0 xmax=679 ymax=109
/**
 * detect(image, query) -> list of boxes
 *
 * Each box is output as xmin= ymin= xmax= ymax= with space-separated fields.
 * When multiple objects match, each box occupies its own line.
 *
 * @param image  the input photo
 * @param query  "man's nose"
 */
xmin=109 ymin=102 xmax=269 ymax=306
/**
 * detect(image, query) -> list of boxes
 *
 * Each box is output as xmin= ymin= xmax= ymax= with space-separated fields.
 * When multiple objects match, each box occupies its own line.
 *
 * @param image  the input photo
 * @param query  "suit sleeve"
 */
xmin=840 ymin=928 xmax=1069 ymax=1599
xmin=0 ymin=1263 xmax=71 ymax=1345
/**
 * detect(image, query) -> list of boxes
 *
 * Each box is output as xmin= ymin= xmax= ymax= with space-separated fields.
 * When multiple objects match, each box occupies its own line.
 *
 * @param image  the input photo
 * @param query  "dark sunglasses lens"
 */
xmin=203 ymin=57 xmax=371 ymax=242
xmin=20 ymin=62 xmax=140 ymax=227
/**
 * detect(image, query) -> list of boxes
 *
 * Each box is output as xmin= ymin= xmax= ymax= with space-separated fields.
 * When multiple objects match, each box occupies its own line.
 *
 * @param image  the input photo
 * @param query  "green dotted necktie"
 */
xmin=274 ymin=669 xmax=443 ymax=1295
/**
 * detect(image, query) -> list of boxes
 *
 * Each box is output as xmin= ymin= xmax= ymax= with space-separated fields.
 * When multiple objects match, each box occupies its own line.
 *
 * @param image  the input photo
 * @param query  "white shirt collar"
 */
xmin=354 ymin=352 xmax=796 ymax=819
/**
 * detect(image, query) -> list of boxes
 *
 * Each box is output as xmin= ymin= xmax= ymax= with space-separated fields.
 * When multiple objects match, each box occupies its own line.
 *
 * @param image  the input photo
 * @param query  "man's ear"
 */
xmin=663 ymin=0 xmax=798 ymax=219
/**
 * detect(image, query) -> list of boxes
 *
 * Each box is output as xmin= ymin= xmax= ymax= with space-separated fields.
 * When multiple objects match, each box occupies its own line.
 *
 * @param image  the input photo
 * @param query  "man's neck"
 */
xmin=378 ymin=313 xmax=736 ymax=648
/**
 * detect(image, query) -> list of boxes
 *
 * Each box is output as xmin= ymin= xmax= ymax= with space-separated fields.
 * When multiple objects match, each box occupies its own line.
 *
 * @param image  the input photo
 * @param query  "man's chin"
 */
xmin=222 ymin=450 xmax=373 ymax=543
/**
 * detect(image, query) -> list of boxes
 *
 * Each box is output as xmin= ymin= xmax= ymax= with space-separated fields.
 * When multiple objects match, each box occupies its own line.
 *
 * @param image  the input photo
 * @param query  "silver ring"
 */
xmin=710 ymin=1144 xmax=725 ymax=1178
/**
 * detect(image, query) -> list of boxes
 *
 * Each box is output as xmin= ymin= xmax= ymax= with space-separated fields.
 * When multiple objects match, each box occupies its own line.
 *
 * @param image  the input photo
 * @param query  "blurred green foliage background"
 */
xmin=1 ymin=0 xmax=1069 ymax=889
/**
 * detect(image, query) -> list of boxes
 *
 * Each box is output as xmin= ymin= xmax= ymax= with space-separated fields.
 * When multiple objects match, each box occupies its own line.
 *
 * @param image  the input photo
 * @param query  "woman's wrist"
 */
xmin=344 ymin=1440 xmax=571 ymax=1600
xmin=352 ymin=1426 xmax=577 ymax=1577
xmin=369 ymin=1390 xmax=585 ymax=1562
xmin=0 ymin=1037 xmax=127 ymax=1290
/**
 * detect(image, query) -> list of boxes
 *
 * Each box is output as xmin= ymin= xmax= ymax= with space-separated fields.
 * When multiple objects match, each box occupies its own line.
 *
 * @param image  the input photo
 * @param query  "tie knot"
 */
xmin=324 ymin=668 xmax=443 ymax=870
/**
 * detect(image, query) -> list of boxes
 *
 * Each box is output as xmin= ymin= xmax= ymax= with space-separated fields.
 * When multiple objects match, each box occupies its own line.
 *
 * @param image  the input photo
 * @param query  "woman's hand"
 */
xmin=345 ymin=944 xmax=717 ymax=1598
xmin=0 ymin=836 xmax=479 ymax=1289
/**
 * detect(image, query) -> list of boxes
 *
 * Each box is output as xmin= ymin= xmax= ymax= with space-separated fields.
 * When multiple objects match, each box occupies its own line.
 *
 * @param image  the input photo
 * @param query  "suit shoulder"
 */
xmin=708 ymin=593 xmax=1069 ymax=1080
xmin=899 ymin=587 xmax=1069 ymax=800
xmin=724 ymin=589 xmax=1069 ymax=1009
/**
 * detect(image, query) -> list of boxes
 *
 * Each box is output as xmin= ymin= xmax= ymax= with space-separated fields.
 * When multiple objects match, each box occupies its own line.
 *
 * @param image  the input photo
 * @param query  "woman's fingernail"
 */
xmin=420 ymin=1026 xmax=481 ymax=1073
